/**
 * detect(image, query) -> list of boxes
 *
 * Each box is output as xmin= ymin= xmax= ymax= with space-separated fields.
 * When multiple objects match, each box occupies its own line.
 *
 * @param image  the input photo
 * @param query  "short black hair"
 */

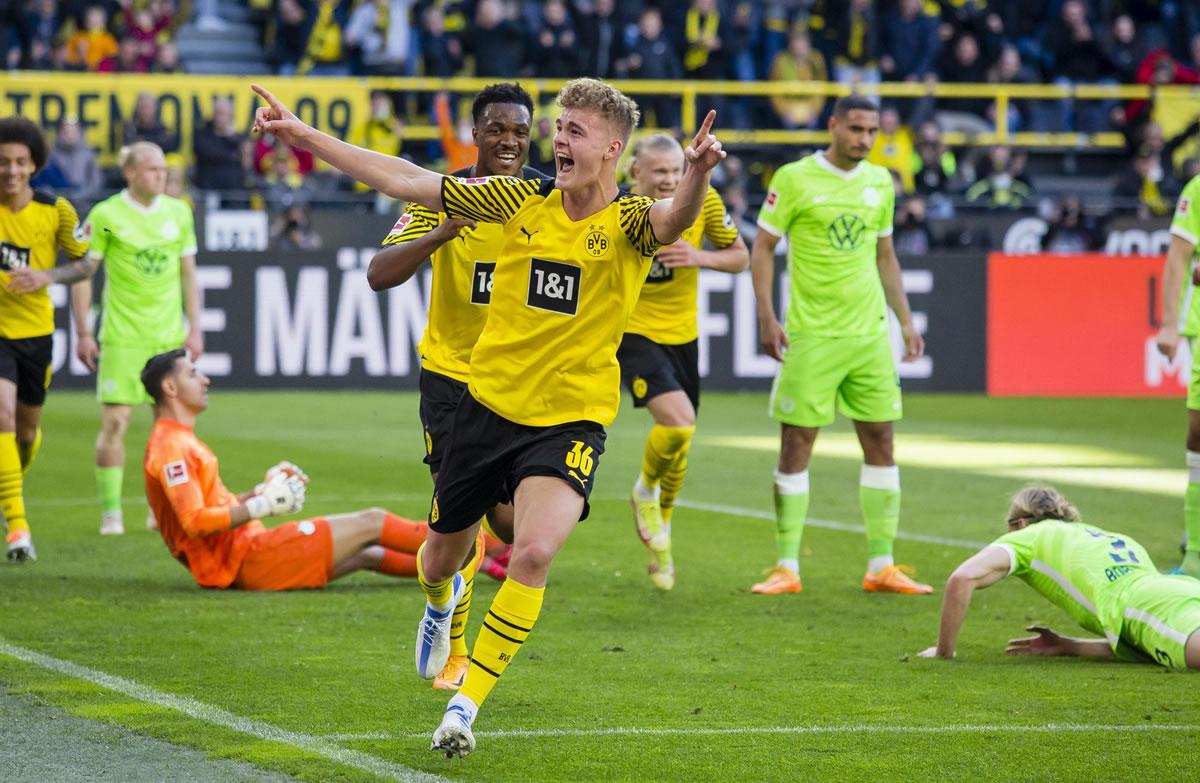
xmin=0 ymin=117 xmax=48 ymax=171
xmin=833 ymin=94 xmax=881 ymax=117
xmin=472 ymin=83 xmax=534 ymax=125
xmin=141 ymin=349 xmax=187 ymax=405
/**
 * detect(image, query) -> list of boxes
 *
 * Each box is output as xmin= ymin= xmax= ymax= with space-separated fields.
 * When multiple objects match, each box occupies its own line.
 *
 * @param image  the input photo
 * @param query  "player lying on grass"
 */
xmin=141 ymin=348 xmax=459 ymax=591
xmin=253 ymin=79 xmax=724 ymax=757
xmin=919 ymin=486 xmax=1200 ymax=669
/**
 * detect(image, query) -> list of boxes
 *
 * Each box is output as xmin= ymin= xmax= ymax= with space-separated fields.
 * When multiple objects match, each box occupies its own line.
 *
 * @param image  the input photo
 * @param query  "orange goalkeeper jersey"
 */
xmin=144 ymin=418 xmax=264 ymax=588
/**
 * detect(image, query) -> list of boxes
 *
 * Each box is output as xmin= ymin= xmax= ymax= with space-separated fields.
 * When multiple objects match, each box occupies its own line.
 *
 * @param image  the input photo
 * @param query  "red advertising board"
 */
xmin=987 ymin=253 xmax=1187 ymax=397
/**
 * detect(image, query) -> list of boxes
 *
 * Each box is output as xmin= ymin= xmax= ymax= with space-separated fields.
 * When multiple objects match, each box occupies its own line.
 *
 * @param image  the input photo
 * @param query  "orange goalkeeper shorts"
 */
xmin=233 ymin=518 xmax=333 ymax=591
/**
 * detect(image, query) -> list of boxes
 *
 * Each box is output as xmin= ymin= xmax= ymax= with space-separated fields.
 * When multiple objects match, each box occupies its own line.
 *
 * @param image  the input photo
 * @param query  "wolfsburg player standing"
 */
xmin=1155 ymin=173 xmax=1200 ymax=577
xmin=749 ymin=95 xmax=931 ymax=596
xmin=72 ymin=142 xmax=202 ymax=536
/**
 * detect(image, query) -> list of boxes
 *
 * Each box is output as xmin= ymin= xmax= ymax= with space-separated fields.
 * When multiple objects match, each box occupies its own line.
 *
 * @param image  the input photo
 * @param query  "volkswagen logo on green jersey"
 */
xmin=827 ymin=214 xmax=866 ymax=250
xmin=136 ymin=248 xmax=169 ymax=276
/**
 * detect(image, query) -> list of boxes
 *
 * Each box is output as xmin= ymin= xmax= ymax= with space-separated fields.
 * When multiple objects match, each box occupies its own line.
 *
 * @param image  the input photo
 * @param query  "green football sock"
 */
xmin=95 ymin=466 xmax=123 ymax=516
xmin=773 ymin=470 xmax=809 ymax=568
xmin=1181 ymin=480 xmax=1200 ymax=577
xmin=861 ymin=465 xmax=901 ymax=565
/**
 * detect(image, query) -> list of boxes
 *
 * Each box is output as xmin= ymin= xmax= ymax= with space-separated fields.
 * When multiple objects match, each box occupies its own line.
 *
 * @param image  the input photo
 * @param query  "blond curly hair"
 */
xmin=557 ymin=78 xmax=641 ymax=143
xmin=1007 ymin=485 xmax=1081 ymax=524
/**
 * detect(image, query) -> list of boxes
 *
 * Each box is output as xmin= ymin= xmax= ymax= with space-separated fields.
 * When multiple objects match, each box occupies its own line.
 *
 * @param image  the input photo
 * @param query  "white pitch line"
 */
xmin=676 ymin=498 xmax=988 ymax=550
xmin=323 ymin=723 xmax=1200 ymax=741
xmin=0 ymin=640 xmax=452 ymax=783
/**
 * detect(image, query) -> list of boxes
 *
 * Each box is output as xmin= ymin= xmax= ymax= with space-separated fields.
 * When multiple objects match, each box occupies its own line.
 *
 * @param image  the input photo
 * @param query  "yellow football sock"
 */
xmin=0 ymin=433 xmax=29 ymax=536
xmin=461 ymin=577 xmax=544 ymax=708
xmin=660 ymin=453 xmax=690 ymax=525
xmin=416 ymin=541 xmax=456 ymax=608
xmin=18 ymin=427 xmax=41 ymax=474
xmin=639 ymin=425 xmax=695 ymax=489
xmin=449 ymin=530 xmax=485 ymax=658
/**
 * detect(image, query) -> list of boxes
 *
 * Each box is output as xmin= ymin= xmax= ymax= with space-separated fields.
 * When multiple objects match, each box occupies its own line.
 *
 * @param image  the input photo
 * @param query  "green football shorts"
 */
xmin=98 ymin=342 xmax=180 ymax=405
xmin=768 ymin=333 xmax=901 ymax=427
xmin=1117 ymin=573 xmax=1200 ymax=670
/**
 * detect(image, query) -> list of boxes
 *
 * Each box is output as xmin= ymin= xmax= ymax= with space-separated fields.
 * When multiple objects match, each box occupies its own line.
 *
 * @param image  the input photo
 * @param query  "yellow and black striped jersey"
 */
xmin=441 ymin=175 xmax=662 ymax=427
xmin=625 ymin=186 xmax=739 ymax=345
xmin=0 ymin=191 xmax=88 ymax=339
xmin=382 ymin=204 xmax=504 ymax=383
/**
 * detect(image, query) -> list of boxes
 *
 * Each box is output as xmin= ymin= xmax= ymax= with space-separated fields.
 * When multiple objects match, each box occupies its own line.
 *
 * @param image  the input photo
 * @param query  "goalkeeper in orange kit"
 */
xmin=141 ymin=348 xmax=476 ymax=590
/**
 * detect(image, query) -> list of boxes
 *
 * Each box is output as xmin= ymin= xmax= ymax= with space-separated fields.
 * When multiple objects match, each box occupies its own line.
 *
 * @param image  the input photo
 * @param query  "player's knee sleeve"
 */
xmin=773 ymin=469 xmax=809 ymax=496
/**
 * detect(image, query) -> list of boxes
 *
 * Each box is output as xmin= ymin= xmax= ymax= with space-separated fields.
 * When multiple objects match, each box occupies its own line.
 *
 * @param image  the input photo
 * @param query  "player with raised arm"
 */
xmin=750 ymin=95 xmax=931 ymax=596
xmin=0 ymin=117 xmax=91 ymax=561
xmin=252 ymin=77 xmax=725 ymax=757
xmin=620 ymin=133 xmax=748 ymax=590
xmin=142 ymin=349 xmax=440 ymax=591
xmin=71 ymin=142 xmax=204 ymax=537
xmin=368 ymin=82 xmax=542 ymax=691
xmin=918 ymin=486 xmax=1200 ymax=670
xmin=1155 ymin=172 xmax=1200 ymax=578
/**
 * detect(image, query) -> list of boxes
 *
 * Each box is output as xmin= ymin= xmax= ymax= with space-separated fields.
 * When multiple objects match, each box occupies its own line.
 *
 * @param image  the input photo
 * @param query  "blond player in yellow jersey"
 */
xmin=253 ymin=78 xmax=726 ymax=757
xmin=620 ymin=133 xmax=748 ymax=590
xmin=366 ymin=82 xmax=544 ymax=691
xmin=0 ymin=117 xmax=91 ymax=561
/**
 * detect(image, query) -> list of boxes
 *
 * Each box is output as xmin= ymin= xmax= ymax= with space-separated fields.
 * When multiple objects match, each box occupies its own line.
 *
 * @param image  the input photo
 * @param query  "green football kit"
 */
xmin=84 ymin=191 xmax=196 ymax=404
xmin=993 ymin=520 xmax=1200 ymax=669
xmin=757 ymin=152 xmax=899 ymax=427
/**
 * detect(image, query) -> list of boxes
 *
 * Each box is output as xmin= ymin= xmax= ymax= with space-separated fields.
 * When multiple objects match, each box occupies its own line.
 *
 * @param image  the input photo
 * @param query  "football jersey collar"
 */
xmin=814 ymin=151 xmax=863 ymax=180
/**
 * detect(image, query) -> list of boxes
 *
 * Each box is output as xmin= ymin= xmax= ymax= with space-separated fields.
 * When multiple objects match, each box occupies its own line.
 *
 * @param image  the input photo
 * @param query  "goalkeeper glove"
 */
xmin=255 ymin=460 xmax=310 ymax=494
xmin=245 ymin=473 xmax=306 ymax=519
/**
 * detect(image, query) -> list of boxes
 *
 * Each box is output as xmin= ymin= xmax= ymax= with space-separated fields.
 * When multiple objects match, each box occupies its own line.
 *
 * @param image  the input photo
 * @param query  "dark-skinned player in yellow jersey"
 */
xmin=252 ymin=78 xmax=726 ymax=757
xmin=365 ymin=83 xmax=545 ymax=691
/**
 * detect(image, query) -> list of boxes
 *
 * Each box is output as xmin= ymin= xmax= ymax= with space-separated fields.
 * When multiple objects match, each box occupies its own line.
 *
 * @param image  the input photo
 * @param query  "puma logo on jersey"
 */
xmin=568 ymin=469 xmax=588 ymax=486
xmin=519 ymin=226 xmax=540 ymax=244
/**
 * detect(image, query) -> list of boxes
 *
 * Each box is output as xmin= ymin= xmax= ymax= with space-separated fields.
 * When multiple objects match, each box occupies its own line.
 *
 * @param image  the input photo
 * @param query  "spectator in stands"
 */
xmin=527 ymin=114 xmax=554 ymax=172
xmin=936 ymin=33 xmax=992 ymax=133
xmin=65 ymin=5 xmax=117 ymax=71
xmin=194 ymin=97 xmax=249 ymax=194
xmin=1162 ymin=2 xmax=1200 ymax=64
xmin=987 ymin=44 xmax=1039 ymax=132
xmin=298 ymin=0 xmax=348 ymax=76
xmin=1040 ymin=194 xmax=1101 ymax=253
xmin=768 ymin=27 xmax=826 ymax=130
xmin=1106 ymin=14 xmax=1147 ymax=84
xmin=576 ymin=0 xmax=625 ymax=80
xmin=833 ymin=0 xmax=879 ymax=85
xmin=1043 ymin=0 xmax=1116 ymax=132
xmin=26 ymin=0 xmax=60 ymax=62
xmin=260 ymin=146 xmax=312 ymax=214
xmin=127 ymin=6 xmax=169 ymax=71
xmin=1139 ymin=119 xmax=1200 ymax=181
xmin=912 ymin=121 xmax=957 ymax=199
xmin=47 ymin=116 xmax=101 ymax=205
xmin=433 ymin=91 xmax=474 ymax=172
xmin=123 ymin=92 xmax=180 ymax=154
xmin=684 ymin=0 xmax=726 ymax=81
xmin=418 ymin=4 xmax=463 ymax=78
xmin=164 ymin=159 xmax=192 ymax=207
xmin=893 ymin=194 xmax=935 ymax=256
xmin=100 ymin=36 xmax=145 ymax=72
xmin=468 ymin=0 xmax=524 ymax=78
xmin=626 ymin=6 xmax=682 ymax=129
xmin=272 ymin=0 xmax=310 ymax=74
xmin=154 ymin=40 xmax=180 ymax=72
xmin=532 ymin=0 xmax=578 ymax=78
xmin=868 ymin=106 xmax=914 ymax=192
xmin=254 ymin=134 xmax=314 ymax=176
xmin=1115 ymin=145 xmax=1176 ymax=218
xmin=965 ymin=145 xmax=1033 ymax=209
xmin=273 ymin=204 xmax=322 ymax=250
xmin=344 ymin=0 xmax=414 ymax=76
xmin=880 ymin=0 xmax=939 ymax=82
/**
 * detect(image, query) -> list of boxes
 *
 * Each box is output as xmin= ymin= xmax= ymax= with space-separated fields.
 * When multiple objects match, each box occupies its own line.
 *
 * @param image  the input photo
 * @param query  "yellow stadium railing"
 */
xmin=3 ymin=72 xmax=1194 ymax=163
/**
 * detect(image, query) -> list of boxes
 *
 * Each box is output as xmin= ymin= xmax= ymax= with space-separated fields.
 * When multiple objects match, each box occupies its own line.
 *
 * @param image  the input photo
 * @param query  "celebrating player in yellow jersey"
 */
xmin=366 ymin=82 xmax=544 ymax=691
xmin=620 ymin=133 xmax=747 ymax=590
xmin=252 ymin=78 xmax=725 ymax=757
xmin=0 ymin=117 xmax=91 ymax=561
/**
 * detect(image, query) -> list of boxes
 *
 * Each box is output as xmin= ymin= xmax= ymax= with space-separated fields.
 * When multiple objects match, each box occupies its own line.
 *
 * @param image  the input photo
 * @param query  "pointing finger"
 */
xmin=251 ymin=83 xmax=285 ymax=114
xmin=695 ymin=109 xmax=716 ymax=140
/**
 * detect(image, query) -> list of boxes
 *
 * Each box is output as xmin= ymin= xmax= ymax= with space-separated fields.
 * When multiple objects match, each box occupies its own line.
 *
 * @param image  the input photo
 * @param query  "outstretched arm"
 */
xmin=251 ymin=84 xmax=444 ymax=210
xmin=650 ymin=110 xmax=726 ymax=244
xmin=918 ymin=545 xmax=1012 ymax=658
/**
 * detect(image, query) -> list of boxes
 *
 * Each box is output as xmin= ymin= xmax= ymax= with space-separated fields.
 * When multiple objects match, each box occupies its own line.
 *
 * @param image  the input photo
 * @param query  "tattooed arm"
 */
xmin=5 ymin=254 xmax=100 ymax=293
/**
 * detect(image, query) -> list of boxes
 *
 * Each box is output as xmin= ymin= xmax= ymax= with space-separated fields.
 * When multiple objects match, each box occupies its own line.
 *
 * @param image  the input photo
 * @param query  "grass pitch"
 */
xmin=1 ymin=391 xmax=1197 ymax=782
